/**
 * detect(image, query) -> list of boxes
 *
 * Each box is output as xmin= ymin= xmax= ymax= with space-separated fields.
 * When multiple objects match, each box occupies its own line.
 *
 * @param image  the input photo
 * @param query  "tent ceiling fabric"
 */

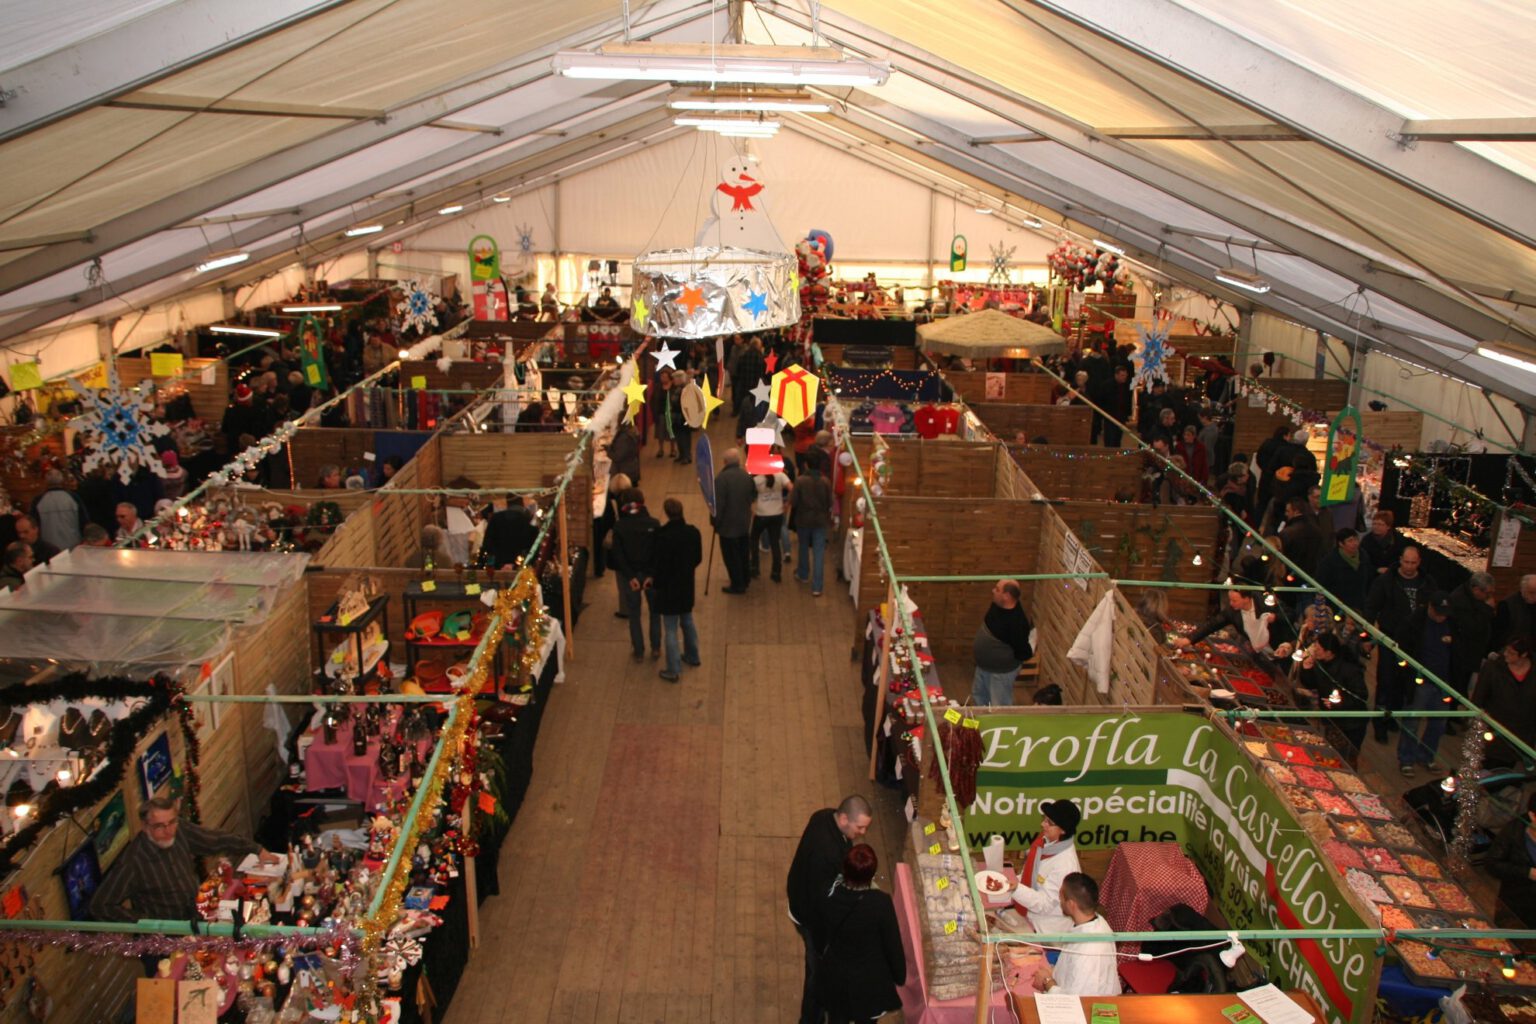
xmin=2 ymin=0 xmax=1535 ymax=407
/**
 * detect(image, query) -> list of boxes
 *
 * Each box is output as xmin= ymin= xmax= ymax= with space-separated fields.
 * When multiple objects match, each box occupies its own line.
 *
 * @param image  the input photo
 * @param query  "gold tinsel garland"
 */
xmin=356 ymin=567 xmax=549 ymax=1019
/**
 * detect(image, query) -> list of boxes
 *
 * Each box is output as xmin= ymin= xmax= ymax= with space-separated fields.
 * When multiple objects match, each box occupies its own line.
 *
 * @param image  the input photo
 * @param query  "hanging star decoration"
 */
xmin=677 ymin=286 xmax=706 ymax=316
xmin=516 ymin=224 xmax=535 ymax=253
xmin=68 ymin=365 xmax=171 ymax=485
xmin=651 ymin=343 xmax=680 ymax=371
xmin=1131 ymin=321 xmax=1176 ymax=393
xmin=764 ymin=351 xmax=779 ymax=375
xmin=698 ymin=375 xmax=725 ymax=429
xmin=987 ymin=242 xmax=1017 ymax=286
xmin=397 ymin=279 xmax=439 ymax=335
xmin=743 ymin=289 xmax=769 ymax=320
xmin=621 ymin=374 xmax=648 ymax=423
xmin=748 ymin=379 xmax=771 ymax=409
xmin=632 ymin=295 xmax=650 ymax=329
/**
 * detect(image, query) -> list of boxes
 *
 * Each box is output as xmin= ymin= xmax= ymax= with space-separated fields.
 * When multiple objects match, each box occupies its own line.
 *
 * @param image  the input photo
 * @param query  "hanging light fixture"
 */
xmin=196 ymin=252 xmax=250 ymax=273
xmin=1215 ymin=268 xmax=1273 ymax=294
xmin=670 ymin=89 xmax=830 ymax=113
xmin=210 ymin=324 xmax=283 ymax=338
xmin=552 ymin=43 xmax=890 ymax=87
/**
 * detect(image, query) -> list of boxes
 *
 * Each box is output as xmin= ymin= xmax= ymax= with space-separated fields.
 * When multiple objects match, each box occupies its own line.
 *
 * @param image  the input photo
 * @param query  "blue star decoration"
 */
xmin=1132 ymin=321 xmax=1175 ymax=393
xmin=68 ymin=366 xmax=171 ymax=484
xmin=743 ymin=289 xmax=769 ymax=319
xmin=396 ymin=279 xmax=440 ymax=335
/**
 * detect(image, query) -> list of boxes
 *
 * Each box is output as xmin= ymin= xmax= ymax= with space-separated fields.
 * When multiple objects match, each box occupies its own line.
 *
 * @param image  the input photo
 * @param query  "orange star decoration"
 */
xmin=768 ymin=363 xmax=819 ymax=427
xmin=698 ymin=374 xmax=725 ymax=429
xmin=677 ymin=285 xmax=706 ymax=315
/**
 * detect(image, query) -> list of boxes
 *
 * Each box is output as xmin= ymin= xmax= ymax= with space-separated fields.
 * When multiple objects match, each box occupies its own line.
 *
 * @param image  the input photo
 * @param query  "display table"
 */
xmin=1100 ymin=841 xmax=1209 ymax=954
xmin=302 ymin=719 xmax=410 ymax=810
xmin=894 ymin=862 xmax=1009 ymax=1023
xmin=1008 ymin=989 xmax=1324 ymax=1023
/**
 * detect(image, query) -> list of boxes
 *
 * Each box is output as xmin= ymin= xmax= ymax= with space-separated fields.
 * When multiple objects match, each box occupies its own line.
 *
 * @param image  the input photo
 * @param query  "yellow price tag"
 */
xmin=923 ymin=823 xmax=936 ymax=836
xmin=962 ymin=717 xmax=980 ymax=730
xmin=929 ymin=842 xmax=942 ymax=856
xmin=421 ymin=581 xmax=436 ymax=593
xmin=943 ymin=920 xmax=958 ymax=935
xmin=943 ymin=707 xmax=962 ymax=725
xmin=465 ymin=584 xmax=482 ymax=596
xmin=935 ymin=877 xmax=950 ymax=891
xmin=410 ymin=375 xmax=428 ymax=390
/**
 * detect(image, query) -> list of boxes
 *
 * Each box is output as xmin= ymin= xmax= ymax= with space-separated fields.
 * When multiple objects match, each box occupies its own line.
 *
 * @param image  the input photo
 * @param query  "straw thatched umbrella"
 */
xmin=917 ymin=308 xmax=1067 ymax=358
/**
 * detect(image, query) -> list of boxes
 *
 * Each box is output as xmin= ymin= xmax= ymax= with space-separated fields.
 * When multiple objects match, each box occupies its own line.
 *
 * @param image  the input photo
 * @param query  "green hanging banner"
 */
xmin=468 ymin=234 xmax=500 ymax=283
xmin=297 ymin=316 xmax=330 ymax=390
xmin=949 ymin=235 xmax=967 ymax=272
xmin=1320 ymin=405 xmax=1362 ymax=506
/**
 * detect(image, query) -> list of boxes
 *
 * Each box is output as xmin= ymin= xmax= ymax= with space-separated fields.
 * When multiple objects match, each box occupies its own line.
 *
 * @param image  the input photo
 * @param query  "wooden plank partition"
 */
xmin=847 ymin=437 xmax=999 ymax=498
xmin=287 ymin=428 xmax=432 ymax=489
xmin=968 ymin=402 xmax=1093 ymax=445
xmin=1050 ymin=501 xmax=1221 ymax=621
xmin=438 ymin=432 xmax=592 ymax=551
xmin=399 ymin=358 xmax=503 ymax=394
xmin=1005 ymin=445 xmax=1143 ymax=501
xmin=943 ymin=371 xmax=1055 ymax=406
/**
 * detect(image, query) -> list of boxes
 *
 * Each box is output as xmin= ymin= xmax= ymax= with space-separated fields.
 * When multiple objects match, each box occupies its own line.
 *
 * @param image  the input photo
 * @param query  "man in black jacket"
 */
xmin=1299 ymin=633 xmax=1370 ymax=760
xmin=1364 ymin=545 xmax=1436 ymax=741
xmin=651 ymin=499 xmax=702 ymax=682
xmin=609 ymin=488 xmax=660 ymax=662
xmin=1494 ymin=575 xmax=1536 ymax=651
xmin=972 ymin=579 xmax=1033 ymax=705
xmin=1447 ymin=571 xmax=1497 ymax=695
xmin=786 ymin=795 xmax=873 ymax=1024
xmin=477 ymin=497 xmax=536 ymax=569
xmin=1314 ymin=528 xmax=1374 ymax=620
xmin=1394 ymin=593 xmax=1457 ymax=777
xmin=713 ymin=448 xmax=756 ymax=594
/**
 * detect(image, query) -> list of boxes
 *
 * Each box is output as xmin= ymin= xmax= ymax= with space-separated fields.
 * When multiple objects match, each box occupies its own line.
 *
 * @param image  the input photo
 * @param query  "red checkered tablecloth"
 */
xmin=1100 ymin=841 xmax=1209 ymax=955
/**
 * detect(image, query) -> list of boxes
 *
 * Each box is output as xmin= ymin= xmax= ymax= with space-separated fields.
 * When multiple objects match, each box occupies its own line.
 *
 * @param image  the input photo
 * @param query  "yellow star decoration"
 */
xmin=699 ymin=374 xmax=726 ymax=429
xmin=791 ymin=270 xmax=800 ymax=293
xmin=632 ymin=294 xmax=649 ymax=326
xmin=621 ymin=375 xmax=648 ymax=422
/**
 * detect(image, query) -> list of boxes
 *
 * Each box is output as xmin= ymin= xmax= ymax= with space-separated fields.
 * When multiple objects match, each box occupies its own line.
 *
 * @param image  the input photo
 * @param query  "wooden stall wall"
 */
xmin=398 ymin=359 xmax=503 ymax=394
xmin=847 ymin=438 xmax=999 ymax=498
xmin=370 ymin=435 xmax=444 ymax=570
xmin=854 ymin=497 xmax=1043 ymax=670
xmin=311 ymin=501 xmax=378 ymax=568
xmin=114 ymin=355 xmax=229 ymax=427
xmin=943 ymin=371 xmax=1055 ymax=406
xmin=1232 ymin=379 xmax=1350 ymax=453
xmin=1004 ymin=446 xmax=1143 ymax=501
xmin=1050 ymin=502 xmax=1222 ymax=621
xmin=438 ymin=433 xmax=591 ymax=551
xmin=968 ymin=403 xmax=1093 ymax=445
xmin=816 ymin=343 xmax=920 ymax=369
xmin=287 ymin=428 xmax=431 ymax=490
xmin=1489 ymin=509 xmax=1536 ymax=598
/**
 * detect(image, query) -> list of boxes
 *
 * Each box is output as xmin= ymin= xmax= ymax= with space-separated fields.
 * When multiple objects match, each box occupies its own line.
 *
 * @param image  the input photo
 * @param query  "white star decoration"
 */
xmin=1132 ymin=321 xmax=1175 ymax=392
xmin=749 ymin=379 xmax=771 ymax=408
xmin=650 ymin=343 xmax=680 ymax=371
xmin=68 ymin=366 xmax=171 ymax=484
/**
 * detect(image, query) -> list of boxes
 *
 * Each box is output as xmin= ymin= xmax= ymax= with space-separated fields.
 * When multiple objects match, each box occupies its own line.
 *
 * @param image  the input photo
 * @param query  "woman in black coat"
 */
xmin=1487 ymin=792 xmax=1536 ymax=929
xmin=650 ymin=499 xmax=702 ymax=681
xmin=814 ymin=844 xmax=906 ymax=1023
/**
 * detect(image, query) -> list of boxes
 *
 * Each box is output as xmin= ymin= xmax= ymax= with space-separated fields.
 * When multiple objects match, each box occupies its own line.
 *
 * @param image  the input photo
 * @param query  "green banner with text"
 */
xmin=964 ymin=712 xmax=1373 ymax=1024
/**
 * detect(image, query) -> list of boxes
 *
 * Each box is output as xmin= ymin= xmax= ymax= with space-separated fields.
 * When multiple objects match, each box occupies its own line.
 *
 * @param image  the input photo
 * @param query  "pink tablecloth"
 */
xmin=303 ymin=722 xmax=409 ymax=811
xmin=1099 ymin=842 xmax=1209 ymax=955
xmin=893 ymin=863 xmax=1011 ymax=1024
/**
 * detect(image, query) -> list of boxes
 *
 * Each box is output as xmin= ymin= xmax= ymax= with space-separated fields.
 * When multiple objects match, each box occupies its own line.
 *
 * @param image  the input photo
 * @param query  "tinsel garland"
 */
xmin=173 ymin=694 xmax=202 ymax=823
xmin=0 ymin=673 xmax=173 ymax=872
xmin=0 ymin=924 xmax=356 ymax=959
xmin=1449 ymin=721 xmax=1489 ymax=866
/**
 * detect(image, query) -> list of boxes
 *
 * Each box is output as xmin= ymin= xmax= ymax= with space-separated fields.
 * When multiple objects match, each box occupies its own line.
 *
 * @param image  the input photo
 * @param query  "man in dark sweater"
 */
xmin=609 ymin=488 xmax=661 ymax=661
xmin=972 ymin=579 xmax=1034 ymax=705
xmin=786 ymin=795 xmax=873 ymax=1024
xmin=1395 ymin=593 xmax=1457 ymax=777
xmin=713 ymin=448 xmax=757 ymax=594
xmin=1365 ymin=545 xmax=1437 ymax=741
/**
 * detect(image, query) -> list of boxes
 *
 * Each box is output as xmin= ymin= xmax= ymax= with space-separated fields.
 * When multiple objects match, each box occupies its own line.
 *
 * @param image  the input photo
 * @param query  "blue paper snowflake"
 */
xmin=69 ymin=366 xmax=170 ymax=484
xmin=517 ymin=223 xmax=535 ymax=253
xmin=396 ymin=279 xmax=439 ymax=335
xmin=1132 ymin=321 xmax=1176 ymax=392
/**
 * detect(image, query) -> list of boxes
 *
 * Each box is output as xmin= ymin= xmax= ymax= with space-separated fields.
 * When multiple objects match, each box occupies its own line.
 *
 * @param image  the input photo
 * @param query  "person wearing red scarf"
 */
xmin=1011 ymin=799 xmax=1083 ymax=937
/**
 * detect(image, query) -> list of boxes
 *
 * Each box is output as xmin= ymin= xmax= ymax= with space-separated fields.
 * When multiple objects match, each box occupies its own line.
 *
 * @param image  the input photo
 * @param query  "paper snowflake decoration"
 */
xmin=1131 ymin=321 xmax=1176 ymax=392
xmin=396 ymin=279 xmax=439 ymax=335
xmin=68 ymin=366 xmax=170 ymax=484
xmin=987 ymin=242 xmax=1017 ymax=286
xmin=516 ymin=224 xmax=535 ymax=253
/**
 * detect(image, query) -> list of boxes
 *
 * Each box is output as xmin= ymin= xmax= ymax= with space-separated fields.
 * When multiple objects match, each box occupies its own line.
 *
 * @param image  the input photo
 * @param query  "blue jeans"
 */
xmin=661 ymin=613 xmax=700 ymax=675
xmin=619 ymin=578 xmax=660 ymax=655
xmin=795 ymin=526 xmax=827 ymax=592
xmin=972 ymin=666 xmax=1019 ymax=706
xmin=1397 ymin=678 xmax=1449 ymax=767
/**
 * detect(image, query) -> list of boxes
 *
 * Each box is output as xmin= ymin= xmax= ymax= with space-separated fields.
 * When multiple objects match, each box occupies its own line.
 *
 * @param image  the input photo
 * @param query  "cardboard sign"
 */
xmin=150 ymin=352 xmax=184 ymax=377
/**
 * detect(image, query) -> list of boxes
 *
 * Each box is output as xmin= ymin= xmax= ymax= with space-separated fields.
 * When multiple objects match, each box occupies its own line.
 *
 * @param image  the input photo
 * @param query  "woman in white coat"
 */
xmin=1011 ymin=799 xmax=1083 ymax=937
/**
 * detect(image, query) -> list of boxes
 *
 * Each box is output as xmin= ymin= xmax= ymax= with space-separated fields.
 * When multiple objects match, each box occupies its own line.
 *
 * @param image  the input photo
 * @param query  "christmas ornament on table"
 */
xmin=1130 ymin=321 xmax=1175 ymax=393
xmin=67 ymin=365 xmax=171 ymax=484
xmin=396 ymin=280 xmax=439 ymax=336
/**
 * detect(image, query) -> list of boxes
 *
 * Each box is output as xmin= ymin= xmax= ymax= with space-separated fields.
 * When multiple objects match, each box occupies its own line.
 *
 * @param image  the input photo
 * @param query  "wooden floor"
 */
xmin=446 ymin=418 xmax=909 ymax=1024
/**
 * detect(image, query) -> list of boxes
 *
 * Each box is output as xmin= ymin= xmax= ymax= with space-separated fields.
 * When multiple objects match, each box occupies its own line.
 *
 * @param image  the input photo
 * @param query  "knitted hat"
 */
xmin=1041 ymin=799 xmax=1082 ymax=836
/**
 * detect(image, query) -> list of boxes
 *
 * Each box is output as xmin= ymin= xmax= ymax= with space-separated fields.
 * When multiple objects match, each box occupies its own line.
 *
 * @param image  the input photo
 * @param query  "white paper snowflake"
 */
xmin=396 ymin=280 xmax=439 ymax=335
xmin=1132 ymin=321 xmax=1176 ymax=392
xmin=68 ymin=366 xmax=170 ymax=484
xmin=988 ymin=242 xmax=1017 ymax=286
xmin=516 ymin=223 xmax=535 ymax=253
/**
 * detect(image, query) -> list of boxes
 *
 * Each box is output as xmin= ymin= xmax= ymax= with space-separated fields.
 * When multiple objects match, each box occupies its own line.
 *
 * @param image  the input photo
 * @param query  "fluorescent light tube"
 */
xmin=1479 ymin=345 xmax=1536 ymax=374
xmin=552 ymin=44 xmax=890 ymax=88
xmin=715 ymin=127 xmax=780 ymax=137
xmin=1021 ymin=216 xmax=1044 ymax=229
xmin=196 ymin=252 xmax=250 ymax=273
xmin=1214 ymin=268 xmax=1272 ymax=294
xmin=491 ymin=195 xmax=511 ymax=203
xmin=438 ymin=205 xmax=464 ymax=215
xmin=974 ymin=205 xmax=994 ymax=215
xmin=282 ymin=305 xmax=343 ymax=313
xmin=210 ymin=324 xmax=282 ymax=337
xmin=1092 ymin=239 xmax=1125 ymax=256
xmin=674 ymin=117 xmax=781 ymax=130
xmin=344 ymin=224 xmax=383 ymax=237
xmin=670 ymin=98 xmax=830 ymax=113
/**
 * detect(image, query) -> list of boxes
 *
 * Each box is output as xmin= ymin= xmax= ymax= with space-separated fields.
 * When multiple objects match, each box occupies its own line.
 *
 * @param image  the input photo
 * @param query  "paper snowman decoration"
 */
xmin=696 ymin=157 xmax=787 ymax=254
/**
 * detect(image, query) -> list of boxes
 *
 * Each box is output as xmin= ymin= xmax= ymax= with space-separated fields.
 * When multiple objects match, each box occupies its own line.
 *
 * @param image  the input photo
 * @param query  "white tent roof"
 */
xmin=1 ymin=0 xmax=1534 ymax=406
